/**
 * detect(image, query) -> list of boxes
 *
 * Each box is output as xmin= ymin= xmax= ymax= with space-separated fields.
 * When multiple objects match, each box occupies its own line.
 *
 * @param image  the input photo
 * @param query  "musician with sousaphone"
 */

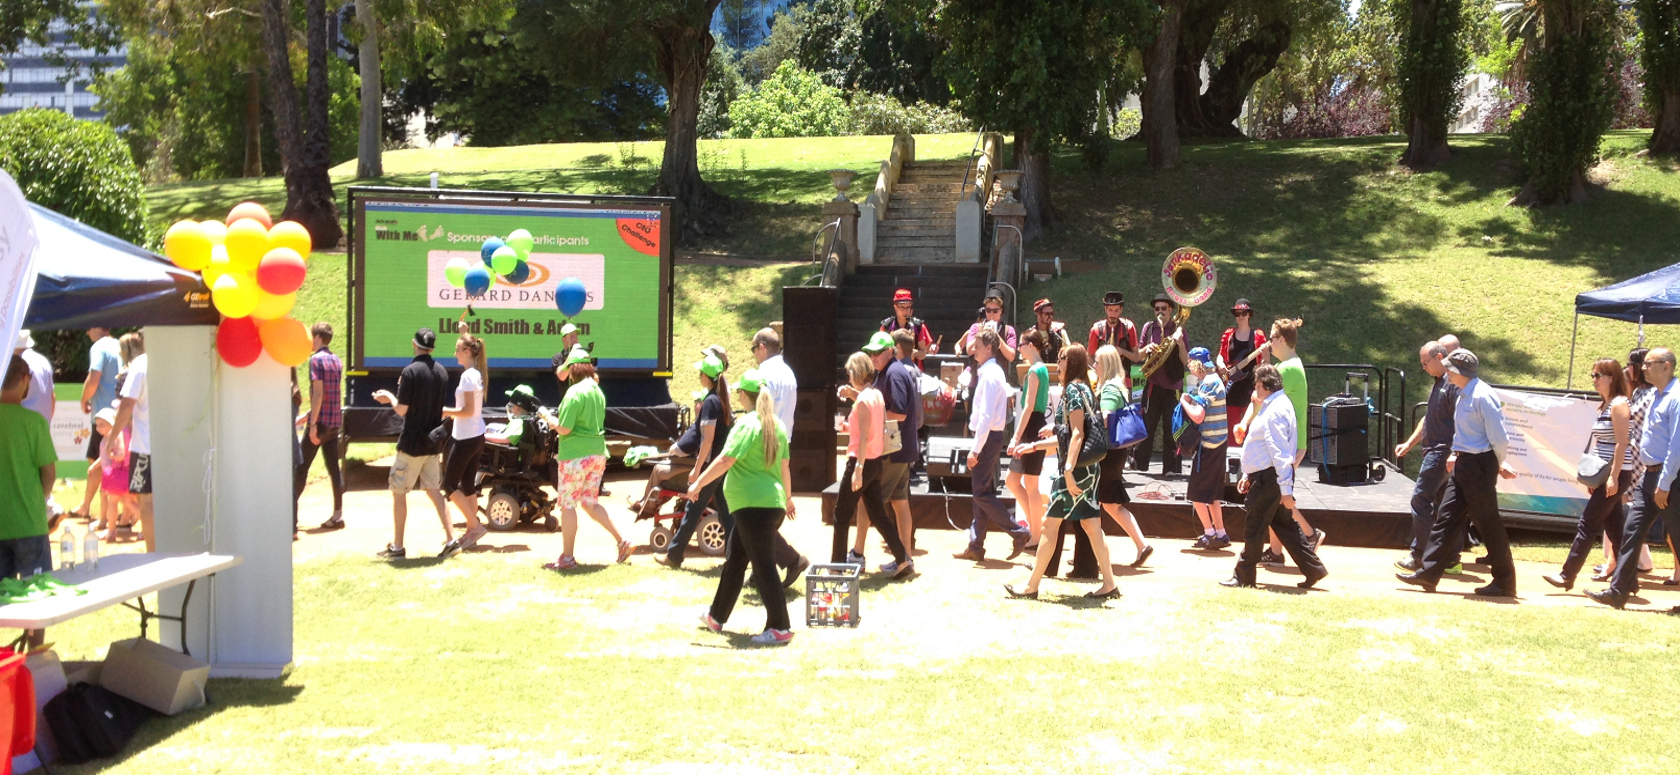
xmin=1218 ymin=298 xmax=1269 ymax=440
xmin=1132 ymin=247 xmax=1217 ymax=476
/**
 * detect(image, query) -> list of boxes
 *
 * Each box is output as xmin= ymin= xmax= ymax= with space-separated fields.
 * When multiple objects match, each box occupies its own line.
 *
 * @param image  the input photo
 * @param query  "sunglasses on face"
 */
xmin=1154 ymin=306 xmax=1172 ymax=313
xmin=1234 ymin=311 xmax=1251 ymax=317
xmin=985 ymin=307 xmax=1003 ymax=314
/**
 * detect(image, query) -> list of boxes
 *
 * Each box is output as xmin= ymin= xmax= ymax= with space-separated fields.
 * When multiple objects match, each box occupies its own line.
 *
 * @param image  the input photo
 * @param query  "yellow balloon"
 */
xmin=211 ymin=273 xmax=259 ymax=319
xmin=267 ymin=220 xmax=313 ymax=258
xmin=202 ymin=246 xmax=233 ymax=287
xmin=251 ymin=291 xmax=298 ymax=321
xmin=200 ymin=220 xmax=228 ymax=246
xmin=163 ymin=220 xmax=211 ymax=271
xmin=259 ymin=317 xmax=312 ymax=367
xmin=225 ymin=217 xmax=270 ymax=272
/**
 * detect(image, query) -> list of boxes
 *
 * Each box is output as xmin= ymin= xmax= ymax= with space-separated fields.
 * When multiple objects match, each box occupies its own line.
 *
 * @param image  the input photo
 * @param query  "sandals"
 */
xmin=1003 ymin=584 xmax=1038 ymax=600
xmin=616 ymin=540 xmax=633 ymax=564
xmin=543 ymin=555 xmax=578 ymax=571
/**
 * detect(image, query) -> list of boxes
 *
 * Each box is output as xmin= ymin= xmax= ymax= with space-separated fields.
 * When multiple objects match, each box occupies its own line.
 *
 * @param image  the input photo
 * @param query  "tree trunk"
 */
xmin=1014 ymin=126 xmax=1056 ymax=239
xmin=1198 ymin=22 xmax=1291 ymax=136
xmin=652 ymin=3 xmax=725 ymax=243
xmin=1398 ymin=0 xmax=1456 ymax=169
xmin=356 ymin=0 xmax=383 ymax=178
xmin=1402 ymin=114 xmax=1452 ymax=167
xmin=290 ymin=0 xmax=343 ymax=247
xmin=1171 ymin=0 xmax=1230 ymax=137
xmin=1652 ymin=87 xmax=1680 ymax=155
xmin=1143 ymin=0 xmax=1186 ymax=169
xmin=244 ymin=68 xmax=263 ymax=178
xmin=261 ymin=0 xmax=304 ymax=175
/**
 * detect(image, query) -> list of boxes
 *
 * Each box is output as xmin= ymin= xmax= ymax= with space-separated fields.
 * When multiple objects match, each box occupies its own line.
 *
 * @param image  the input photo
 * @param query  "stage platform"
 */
xmin=820 ymin=446 xmax=1418 ymax=550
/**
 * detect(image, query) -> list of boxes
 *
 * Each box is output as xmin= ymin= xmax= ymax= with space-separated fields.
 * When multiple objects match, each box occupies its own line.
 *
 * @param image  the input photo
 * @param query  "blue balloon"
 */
xmin=505 ymin=259 xmax=531 ymax=284
xmin=556 ymin=276 xmax=587 ymax=317
xmin=464 ymin=265 xmax=492 ymax=297
xmin=480 ymin=237 xmax=505 ymax=265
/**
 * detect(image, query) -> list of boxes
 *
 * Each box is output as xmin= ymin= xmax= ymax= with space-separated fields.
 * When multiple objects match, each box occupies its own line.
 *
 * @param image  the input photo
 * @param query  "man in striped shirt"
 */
xmin=1181 ymin=348 xmax=1231 ymax=548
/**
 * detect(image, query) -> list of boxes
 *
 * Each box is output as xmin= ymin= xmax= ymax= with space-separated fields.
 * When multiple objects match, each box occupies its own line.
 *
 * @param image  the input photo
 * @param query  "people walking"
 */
xmin=955 ymin=329 xmax=1031 ymax=562
xmin=72 ymin=326 xmax=122 ymax=522
xmin=438 ymin=333 xmax=490 ymax=556
xmin=1006 ymin=330 xmax=1052 ymax=547
xmin=1393 ymin=340 xmax=1463 ymax=574
xmin=545 ymin=348 xmax=630 ymax=569
xmin=694 ymin=369 xmax=798 ymax=646
xmin=1545 ymin=358 xmax=1632 ymax=590
xmin=1224 ymin=364 xmax=1327 ymax=589
xmin=371 ymin=328 xmax=451 ymax=560
xmin=1181 ymin=347 xmax=1231 ymax=549
xmin=295 ymin=323 xmax=347 ymax=530
xmin=1397 ymin=349 xmax=1519 ymax=597
xmin=828 ymin=350 xmax=913 ymax=577
xmin=1094 ymin=345 xmax=1153 ymax=564
xmin=1587 ymin=347 xmax=1680 ymax=609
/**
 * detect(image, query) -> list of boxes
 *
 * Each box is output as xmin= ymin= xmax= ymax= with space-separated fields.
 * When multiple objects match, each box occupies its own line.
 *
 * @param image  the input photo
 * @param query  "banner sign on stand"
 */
xmin=1494 ymin=388 xmax=1598 ymax=518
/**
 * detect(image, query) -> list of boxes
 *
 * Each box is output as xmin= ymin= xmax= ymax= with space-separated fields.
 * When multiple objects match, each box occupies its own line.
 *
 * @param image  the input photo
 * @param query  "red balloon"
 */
xmin=226 ymin=201 xmax=273 ymax=230
xmin=216 ymin=317 xmax=263 ymax=368
xmin=256 ymin=247 xmax=307 ymax=295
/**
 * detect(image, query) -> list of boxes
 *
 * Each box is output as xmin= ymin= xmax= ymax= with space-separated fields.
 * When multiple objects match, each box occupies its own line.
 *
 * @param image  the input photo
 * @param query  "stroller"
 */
xmin=626 ymin=451 xmax=727 ymax=557
xmin=478 ymin=416 xmax=560 ymax=532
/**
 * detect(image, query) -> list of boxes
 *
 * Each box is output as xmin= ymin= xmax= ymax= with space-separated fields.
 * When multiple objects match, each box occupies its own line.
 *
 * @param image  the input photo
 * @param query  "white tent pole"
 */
xmin=1639 ymin=314 xmax=1645 ymax=348
xmin=1568 ymin=313 xmax=1579 ymax=390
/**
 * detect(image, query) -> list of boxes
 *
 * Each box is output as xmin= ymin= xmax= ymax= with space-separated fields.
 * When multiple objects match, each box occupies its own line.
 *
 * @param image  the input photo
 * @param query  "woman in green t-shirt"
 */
xmin=1094 ymin=345 xmax=1154 ymax=565
xmin=1006 ymin=330 xmax=1051 ymax=548
xmin=688 ymin=369 xmax=798 ymax=646
xmin=542 ymin=349 xmax=629 ymax=571
xmin=1006 ymin=345 xmax=1121 ymax=600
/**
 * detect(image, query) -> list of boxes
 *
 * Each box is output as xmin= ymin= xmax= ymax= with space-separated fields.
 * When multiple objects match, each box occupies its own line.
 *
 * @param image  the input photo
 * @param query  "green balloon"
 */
xmin=491 ymin=245 xmax=519 ymax=276
xmin=506 ymin=228 xmax=535 ymax=256
xmin=445 ymin=257 xmax=469 ymax=288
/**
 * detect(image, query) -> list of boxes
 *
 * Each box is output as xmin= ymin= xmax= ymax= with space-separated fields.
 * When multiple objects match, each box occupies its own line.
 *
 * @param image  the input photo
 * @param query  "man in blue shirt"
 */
xmin=1589 ymin=347 xmax=1679 ymax=608
xmin=1398 ymin=349 xmax=1519 ymax=596
xmin=74 ymin=326 xmax=123 ymax=520
xmin=1393 ymin=339 xmax=1462 ymax=573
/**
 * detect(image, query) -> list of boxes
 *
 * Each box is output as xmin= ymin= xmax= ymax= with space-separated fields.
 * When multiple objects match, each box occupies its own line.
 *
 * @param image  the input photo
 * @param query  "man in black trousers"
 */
xmin=1588 ymin=347 xmax=1680 ymax=608
xmin=1224 ymin=365 xmax=1327 ymax=588
xmin=1397 ymin=349 xmax=1520 ymax=597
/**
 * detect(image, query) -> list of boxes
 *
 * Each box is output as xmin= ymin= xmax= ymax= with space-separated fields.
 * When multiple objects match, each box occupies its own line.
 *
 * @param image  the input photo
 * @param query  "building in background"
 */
xmin=0 ymin=19 xmax=125 ymax=120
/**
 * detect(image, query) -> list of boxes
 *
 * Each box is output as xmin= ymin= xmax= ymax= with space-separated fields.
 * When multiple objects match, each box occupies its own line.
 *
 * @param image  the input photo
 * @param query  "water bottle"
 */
xmin=59 ymin=527 xmax=76 ymax=570
xmin=83 ymin=528 xmax=99 ymax=572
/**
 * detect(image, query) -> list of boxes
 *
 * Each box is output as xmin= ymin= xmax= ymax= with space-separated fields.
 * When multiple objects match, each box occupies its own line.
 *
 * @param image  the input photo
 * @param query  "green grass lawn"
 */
xmin=37 ymin=542 xmax=1680 ymax=774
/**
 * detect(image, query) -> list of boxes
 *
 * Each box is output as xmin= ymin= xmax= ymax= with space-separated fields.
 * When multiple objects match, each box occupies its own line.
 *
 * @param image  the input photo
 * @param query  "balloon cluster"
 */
xmin=446 ymin=229 xmax=535 ymax=298
xmin=163 ymin=202 xmax=314 ymax=368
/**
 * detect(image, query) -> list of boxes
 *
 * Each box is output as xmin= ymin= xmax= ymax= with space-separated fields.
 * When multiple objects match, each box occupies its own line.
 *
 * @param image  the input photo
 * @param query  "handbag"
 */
xmin=1107 ymin=404 xmax=1147 ymax=449
xmin=883 ymin=419 xmax=903 ymax=455
xmin=1576 ymin=453 xmax=1610 ymax=489
xmin=1056 ymin=386 xmax=1110 ymax=468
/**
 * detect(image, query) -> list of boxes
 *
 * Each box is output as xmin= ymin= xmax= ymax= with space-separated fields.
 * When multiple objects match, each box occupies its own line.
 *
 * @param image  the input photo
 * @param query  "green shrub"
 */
xmin=729 ymin=60 xmax=851 ymax=138
xmin=0 ymin=109 xmax=149 ymax=243
xmin=848 ymin=91 xmax=970 ymax=135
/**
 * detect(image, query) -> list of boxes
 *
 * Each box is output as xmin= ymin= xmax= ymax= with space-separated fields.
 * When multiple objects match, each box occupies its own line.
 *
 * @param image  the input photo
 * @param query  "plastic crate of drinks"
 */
xmin=805 ymin=563 xmax=862 ymax=627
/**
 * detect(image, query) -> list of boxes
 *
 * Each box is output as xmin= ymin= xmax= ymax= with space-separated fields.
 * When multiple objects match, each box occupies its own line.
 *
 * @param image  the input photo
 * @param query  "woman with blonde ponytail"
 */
xmin=688 ymin=369 xmax=797 ymax=646
xmin=438 ymin=333 xmax=489 ymax=556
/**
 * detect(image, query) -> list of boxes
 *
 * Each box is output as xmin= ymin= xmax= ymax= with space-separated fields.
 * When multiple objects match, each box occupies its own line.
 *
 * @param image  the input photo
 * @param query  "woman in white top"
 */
xmin=440 ymin=334 xmax=489 ymax=556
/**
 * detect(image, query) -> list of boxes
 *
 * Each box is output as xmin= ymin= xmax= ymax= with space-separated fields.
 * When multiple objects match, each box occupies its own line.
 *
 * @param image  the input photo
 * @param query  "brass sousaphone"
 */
xmin=1139 ymin=247 xmax=1217 ymax=379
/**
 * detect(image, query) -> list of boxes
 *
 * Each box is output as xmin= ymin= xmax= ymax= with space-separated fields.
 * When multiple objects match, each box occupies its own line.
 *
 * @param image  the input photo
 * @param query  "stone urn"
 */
xmin=995 ymin=170 xmax=1024 ymax=203
xmin=826 ymin=169 xmax=858 ymax=201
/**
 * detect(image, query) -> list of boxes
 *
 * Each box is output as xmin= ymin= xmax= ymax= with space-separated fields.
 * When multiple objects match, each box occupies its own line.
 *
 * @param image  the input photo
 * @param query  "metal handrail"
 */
xmin=806 ymin=219 xmax=842 ymax=286
xmin=993 ymin=223 xmax=1024 ymax=290
xmin=959 ymin=127 xmax=986 ymax=196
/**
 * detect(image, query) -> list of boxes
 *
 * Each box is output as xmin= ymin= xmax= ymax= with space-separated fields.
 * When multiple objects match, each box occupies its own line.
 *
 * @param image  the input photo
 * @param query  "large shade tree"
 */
xmin=1395 ymin=0 xmax=1470 ymax=167
xmin=1642 ymin=0 xmax=1680 ymax=153
xmin=262 ymin=0 xmax=343 ymax=246
xmin=930 ymin=0 xmax=1153 ymax=236
xmin=1509 ymin=0 xmax=1618 ymax=204
xmin=1171 ymin=0 xmax=1340 ymax=138
xmin=1142 ymin=0 xmax=1189 ymax=169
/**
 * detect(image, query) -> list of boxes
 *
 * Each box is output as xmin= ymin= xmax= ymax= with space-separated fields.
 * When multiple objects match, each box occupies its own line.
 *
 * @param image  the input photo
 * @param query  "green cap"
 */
xmin=737 ymin=368 xmax=765 ymax=393
xmin=505 ymin=384 xmax=540 ymax=411
xmin=565 ymin=347 xmax=592 ymax=366
xmin=862 ymin=330 xmax=895 ymax=354
xmin=694 ymin=354 xmax=726 ymax=379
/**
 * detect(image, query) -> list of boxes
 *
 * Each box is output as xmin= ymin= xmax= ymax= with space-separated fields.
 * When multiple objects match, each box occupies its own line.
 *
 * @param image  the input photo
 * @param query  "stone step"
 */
xmin=893 ymin=182 xmax=965 ymax=193
xmin=852 ymin=264 xmax=989 ymax=278
xmin=884 ymin=203 xmax=961 ymax=218
xmin=875 ymin=247 xmax=966 ymax=262
xmin=878 ymin=216 xmax=955 ymax=228
xmin=879 ymin=235 xmax=957 ymax=248
xmin=876 ymin=226 xmax=952 ymax=239
xmin=901 ymin=162 xmax=972 ymax=174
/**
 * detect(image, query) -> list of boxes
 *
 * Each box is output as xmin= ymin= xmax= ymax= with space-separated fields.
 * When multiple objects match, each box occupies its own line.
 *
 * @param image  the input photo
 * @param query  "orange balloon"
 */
xmin=225 ymin=218 xmax=270 ymax=271
xmin=226 ymin=201 xmax=273 ymax=230
xmin=267 ymin=220 xmax=312 ymax=258
xmin=259 ymin=317 xmax=312 ymax=367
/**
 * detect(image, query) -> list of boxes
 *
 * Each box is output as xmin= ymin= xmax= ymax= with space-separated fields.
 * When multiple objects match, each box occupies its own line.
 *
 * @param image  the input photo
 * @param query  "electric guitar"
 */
xmin=1222 ymin=341 xmax=1271 ymax=385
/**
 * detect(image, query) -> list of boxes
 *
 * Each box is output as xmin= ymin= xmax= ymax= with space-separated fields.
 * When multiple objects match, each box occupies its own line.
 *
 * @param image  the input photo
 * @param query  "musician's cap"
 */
xmin=1188 ymin=347 xmax=1214 ymax=367
xmin=1444 ymin=349 xmax=1479 ymax=378
xmin=1231 ymin=298 xmax=1253 ymax=313
xmin=1102 ymin=291 xmax=1124 ymax=306
xmin=1151 ymin=293 xmax=1173 ymax=307
xmin=894 ymin=288 xmax=914 ymax=303
xmin=1032 ymin=298 xmax=1054 ymax=313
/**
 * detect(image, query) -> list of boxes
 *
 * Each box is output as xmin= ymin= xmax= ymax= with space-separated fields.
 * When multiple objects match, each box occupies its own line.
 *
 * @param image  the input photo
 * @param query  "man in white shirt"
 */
xmin=750 ymin=328 xmax=797 ymax=434
xmin=104 ymin=345 xmax=155 ymax=551
xmin=955 ymin=330 xmax=1030 ymax=561
xmin=1224 ymin=364 xmax=1326 ymax=588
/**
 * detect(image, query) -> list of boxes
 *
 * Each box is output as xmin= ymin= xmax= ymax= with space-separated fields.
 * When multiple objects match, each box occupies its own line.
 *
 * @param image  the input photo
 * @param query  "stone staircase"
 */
xmin=875 ymin=160 xmax=972 ymax=264
xmin=836 ymin=264 xmax=990 ymax=367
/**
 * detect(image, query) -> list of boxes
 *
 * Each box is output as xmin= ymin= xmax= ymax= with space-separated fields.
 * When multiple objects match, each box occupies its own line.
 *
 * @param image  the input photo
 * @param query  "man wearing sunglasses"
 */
xmin=1133 ymin=293 xmax=1192 ymax=475
xmin=955 ymin=290 xmax=1018 ymax=364
xmin=1023 ymin=299 xmax=1072 ymax=366
xmin=880 ymin=288 xmax=937 ymax=369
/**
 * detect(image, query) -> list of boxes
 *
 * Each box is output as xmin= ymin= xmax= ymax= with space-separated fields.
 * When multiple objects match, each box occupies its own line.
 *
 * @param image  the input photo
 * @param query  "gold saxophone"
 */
xmin=1140 ymin=247 xmax=1217 ymax=380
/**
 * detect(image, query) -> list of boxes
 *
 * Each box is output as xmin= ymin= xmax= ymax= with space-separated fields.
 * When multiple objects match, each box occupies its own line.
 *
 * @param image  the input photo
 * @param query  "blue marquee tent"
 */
xmin=1569 ymin=262 xmax=1680 ymax=387
xmin=22 ymin=202 xmax=217 ymax=330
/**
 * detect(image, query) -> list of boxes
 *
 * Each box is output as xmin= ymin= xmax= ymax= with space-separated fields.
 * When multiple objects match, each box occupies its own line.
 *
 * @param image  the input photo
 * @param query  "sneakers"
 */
xmin=750 ymin=628 xmax=794 ymax=646
xmin=460 ymin=526 xmax=488 ymax=550
xmin=543 ymin=555 xmax=578 ymax=571
xmin=1309 ymin=529 xmax=1328 ymax=549
xmin=1445 ymin=562 xmax=1464 ymax=575
xmin=783 ymin=555 xmax=811 ymax=589
xmin=1208 ymin=534 xmax=1232 ymax=550
xmin=377 ymin=544 xmax=406 ymax=560
xmin=844 ymin=550 xmax=866 ymax=567
xmin=1193 ymin=534 xmax=1214 ymax=550
xmin=438 ymin=538 xmax=463 ymax=558
xmin=1260 ymin=549 xmax=1285 ymax=566
xmin=699 ymin=612 xmax=723 ymax=633
xmin=880 ymin=559 xmax=914 ymax=579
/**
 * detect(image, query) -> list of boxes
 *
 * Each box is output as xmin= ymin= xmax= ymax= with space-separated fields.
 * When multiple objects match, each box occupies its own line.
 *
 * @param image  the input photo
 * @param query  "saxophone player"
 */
xmin=1133 ymin=292 xmax=1193 ymax=475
